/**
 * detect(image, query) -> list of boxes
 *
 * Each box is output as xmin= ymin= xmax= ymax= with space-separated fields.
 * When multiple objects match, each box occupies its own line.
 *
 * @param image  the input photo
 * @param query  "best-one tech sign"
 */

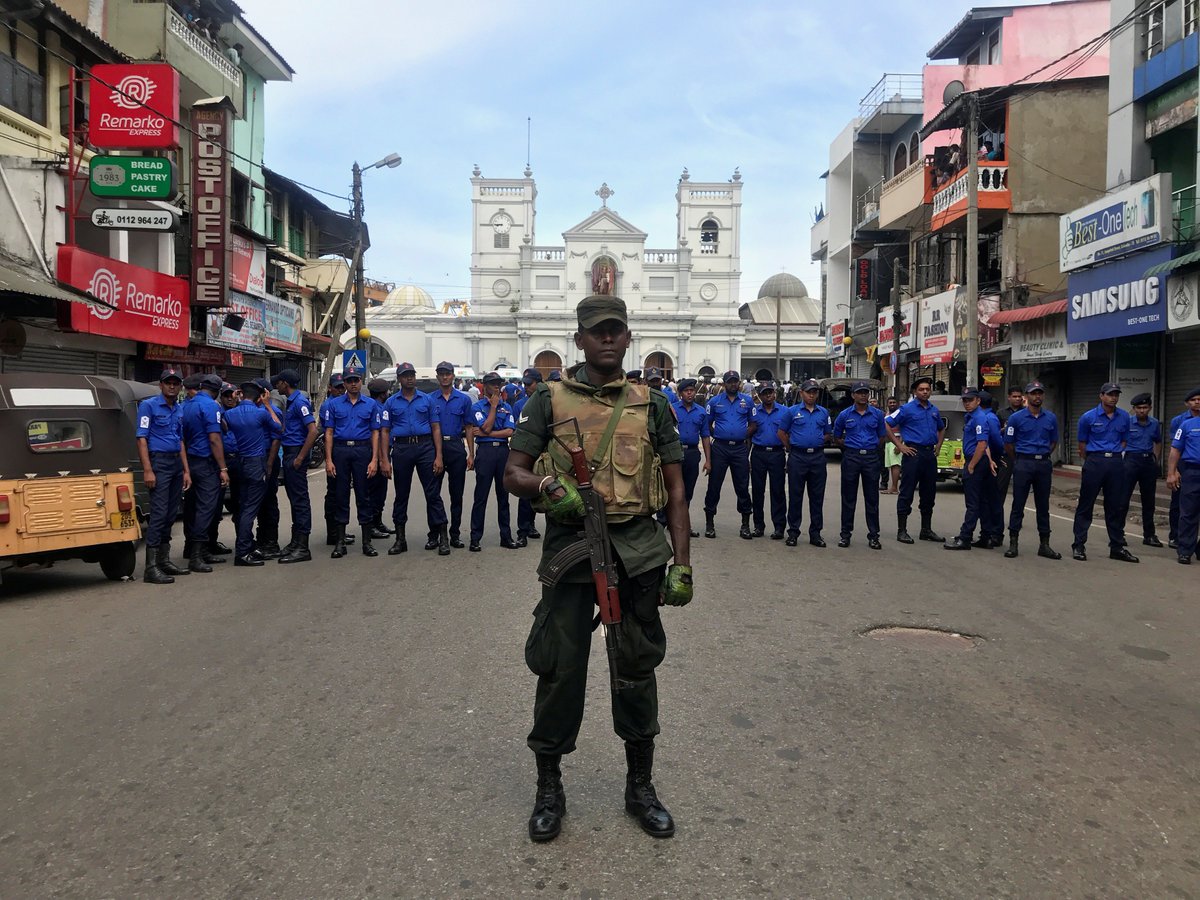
xmin=1066 ymin=245 xmax=1172 ymax=343
xmin=87 ymin=64 xmax=180 ymax=149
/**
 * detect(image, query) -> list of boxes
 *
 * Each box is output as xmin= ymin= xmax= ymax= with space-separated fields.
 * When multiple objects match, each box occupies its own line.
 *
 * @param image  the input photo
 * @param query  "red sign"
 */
xmin=191 ymin=102 xmax=231 ymax=307
xmin=229 ymin=234 xmax=268 ymax=296
xmin=57 ymin=246 xmax=189 ymax=347
xmin=145 ymin=343 xmax=229 ymax=366
xmin=88 ymin=64 xmax=180 ymax=149
xmin=855 ymin=258 xmax=872 ymax=300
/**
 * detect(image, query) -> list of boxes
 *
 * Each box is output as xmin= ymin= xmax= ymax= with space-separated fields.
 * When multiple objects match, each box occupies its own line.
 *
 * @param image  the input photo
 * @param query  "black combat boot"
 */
xmin=208 ymin=540 xmax=232 ymax=556
xmin=143 ymin=546 xmax=174 ymax=585
xmin=624 ymin=740 xmax=674 ymax=838
xmin=371 ymin=520 xmax=392 ymax=539
xmin=331 ymin=525 xmax=347 ymax=559
xmin=388 ymin=527 xmax=407 ymax=555
xmin=257 ymin=539 xmax=282 ymax=561
xmin=529 ymin=753 xmax=566 ymax=842
xmin=279 ymin=532 xmax=312 ymax=564
xmin=424 ymin=531 xmax=440 ymax=551
xmin=1003 ymin=532 xmax=1019 ymax=558
xmin=739 ymin=514 xmax=753 ymax=540
xmin=1038 ymin=534 xmax=1061 ymax=560
xmin=200 ymin=543 xmax=226 ymax=564
xmin=186 ymin=540 xmax=213 ymax=573
xmin=437 ymin=524 xmax=451 ymax=556
xmin=362 ymin=528 xmax=378 ymax=557
xmin=158 ymin=542 xmax=190 ymax=576
xmin=704 ymin=514 xmax=716 ymax=539
xmin=918 ymin=514 xmax=943 ymax=543
xmin=325 ymin=521 xmax=339 ymax=546
xmin=896 ymin=515 xmax=914 ymax=544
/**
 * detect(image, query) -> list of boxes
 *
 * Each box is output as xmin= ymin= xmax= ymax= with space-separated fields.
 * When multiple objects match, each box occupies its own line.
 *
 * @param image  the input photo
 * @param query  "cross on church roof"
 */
xmin=595 ymin=182 xmax=614 ymax=207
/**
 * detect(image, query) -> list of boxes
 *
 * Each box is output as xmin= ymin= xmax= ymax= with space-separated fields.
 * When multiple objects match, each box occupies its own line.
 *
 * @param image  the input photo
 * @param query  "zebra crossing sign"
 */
xmin=342 ymin=350 xmax=366 ymax=377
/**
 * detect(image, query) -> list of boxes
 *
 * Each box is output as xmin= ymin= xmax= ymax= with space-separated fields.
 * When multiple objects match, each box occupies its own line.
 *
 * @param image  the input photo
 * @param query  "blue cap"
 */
xmin=801 ymin=378 xmax=820 ymax=391
xmin=482 ymin=371 xmax=504 ymax=385
xmin=252 ymin=377 xmax=272 ymax=394
xmin=961 ymin=388 xmax=981 ymax=400
xmin=183 ymin=373 xmax=204 ymax=390
xmin=1024 ymin=381 xmax=1045 ymax=393
xmin=759 ymin=380 xmax=777 ymax=392
xmin=677 ymin=377 xmax=697 ymax=391
xmin=200 ymin=374 xmax=224 ymax=392
xmin=396 ymin=361 xmax=416 ymax=376
xmin=911 ymin=375 xmax=934 ymax=390
xmin=1100 ymin=382 xmax=1121 ymax=394
xmin=626 ymin=369 xmax=643 ymax=380
xmin=239 ymin=379 xmax=262 ymax=397
xmin=522 ymin=367 xmax=543 ymax=382
xmin=851 ymin=381 xmax=870 ymax=393
xmin=722 ymin=370 xmax=741 ymax=383
xmin=435 ymin=360 xmax=455 ymax=373
xmin=328 ymin=372 xmax=345 ymax=387
xmin=271 ymin=368 xmax=300 ymax=387
xmin=1187 ymin=385 xmax=1200 ymax=400
xmin=158 ymin=367 xmax=183 ymax=383
xmin=645 ymin=366 xmax=663 ymax=381
xmin=220 ymin=382 xmax=236 ymax=395
xmin=548 ymin=369 xmax=562 ymax=381
xmin=343 ymin=360 xmax=365 ymax=380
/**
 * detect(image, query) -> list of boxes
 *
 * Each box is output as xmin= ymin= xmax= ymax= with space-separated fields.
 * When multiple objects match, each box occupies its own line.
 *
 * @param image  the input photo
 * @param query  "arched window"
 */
xmin=643 ymin=352 xmax=674 ymax=382
xmin=697 ymin=365 xmax=716 ymax=377
xmin=909 ymin=132 xmax=920 ymax=166
xmin=893 ymin=143 xmax=908 ymax=178
xmin=700 ymin=219 xmax=719 ymax=255
xmin=533 ymin=349 xmax=562 ymax=380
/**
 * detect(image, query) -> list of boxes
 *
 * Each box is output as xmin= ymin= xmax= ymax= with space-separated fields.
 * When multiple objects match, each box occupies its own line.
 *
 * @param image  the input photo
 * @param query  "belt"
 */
xmin=850 ymin=448 xmax=873 ymax=455
xmin=1017 ymin=453 xmax=1048 ymax=460
xmin=716 ymin=439 xmax=745 ymax=446
xmin=1129 ymin=451 xmax=1154 ymax=458
xmin=908 ymin=444 xmax=935 ymax=450
xmin=225 ymin=452 xmax=239 ymax=458
xmin=753 ymin=445 xmax=783 ymax=452
xmin=334 ymin=439 xmax=368 ymax=446
xmin=791 ymin=447 xmax=821 ymax=454
xmin=1091 ymin=451 xmax=1120 ymax=458
xmin=681 ymin=443 xmax=698 ymax=451
xmin=149 ymin=450 xmax=179 ymax=456
xmin=442 ymin=434 xmax=464 ymax=441
xmin=392 ymin=434 xmax=432 ymax=445
xmin=476 ymin=440 xmax=508 ymax=446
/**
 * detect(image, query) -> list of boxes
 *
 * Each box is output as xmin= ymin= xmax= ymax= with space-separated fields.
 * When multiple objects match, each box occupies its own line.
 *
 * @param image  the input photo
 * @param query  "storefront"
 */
xmin=1164 ymin=269 xmax=1200 ymax=417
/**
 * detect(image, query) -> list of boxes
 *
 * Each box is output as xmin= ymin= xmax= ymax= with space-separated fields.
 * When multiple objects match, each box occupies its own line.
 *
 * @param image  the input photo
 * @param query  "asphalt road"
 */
xmin=2 ymin=467 xmax=1198 ymax=899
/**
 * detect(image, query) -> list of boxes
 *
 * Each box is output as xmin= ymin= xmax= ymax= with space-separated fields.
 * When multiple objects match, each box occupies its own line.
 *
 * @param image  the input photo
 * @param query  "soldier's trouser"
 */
xmin=331 ymin=443 xmax=374 ymax=526
xmin=1008 ymin=455 xmax=1052 ymax=536
xmin=526 ymin=561 xmax=666 ymax=756
xmin=1169 ymin=487 xmax=1181 ymax=543
xmin=896 ymin=445 xmax=938 ymax=518
xmin=703 ymin=440 xmax=751 ymax=516
xmin=750 ymin=445 xmax=786 ymax=532
xmin=956 ymin=463 xmax=993 ymax=541
xmin=209 ymin=454 xmax=240 ymax=546
xmin=840 ymin=448 xmax=880 ymax=539
xmin=1073 ymin=454 xmax=1126 ymax=549
xmin=256 ymin=453 xmax=280 ymax=544
xmin=437 ymin=439 xmax=468 ymax=539
xmin=680 ymin=444 xmax=701 ymax=504
xmin=145 ymin=451 xmax=183 ymax=548
xmin=1120 ymin=452 xmax=1159 ymax=540
xmin=236 ymin=455 xmax=267 ymax=558
xmin=367 ymin=468 xmax=388 ymax=525
xmin=390 ymin=440 xmax=446 ymax=531
xmin=786 ymin=449 xmax=826 ymax=536
xmin=281 ymin=447 xmax=312 ymax=535
xmin=184 ymin=454 xmax=221 ymax=542
xmin=470 ymin=442 xmax=512 ymax=543
xmin=1176 ymin=462 xmax=1200 ymax=560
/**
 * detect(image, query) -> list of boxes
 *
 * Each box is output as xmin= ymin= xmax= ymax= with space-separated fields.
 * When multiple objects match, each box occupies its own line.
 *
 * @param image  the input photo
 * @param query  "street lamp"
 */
xmin=352 ymin=152 xmax=401 ymax=354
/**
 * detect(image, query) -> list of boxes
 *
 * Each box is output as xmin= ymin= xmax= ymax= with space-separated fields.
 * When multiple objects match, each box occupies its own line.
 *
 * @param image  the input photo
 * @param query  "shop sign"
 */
xmin=1059 ymin=174 xmax=1170 ymax=273
xmin=1066 ymin=245 xmax=1172 ymax=343
xmin=229 ymin=235 xmax=268 ymax=298
xmin=88 ymin=64 xmax=180 ymax=150
xmin=191 ymin=102 xmax=231 ymax=307
xmin=262 ymin=296 xmax=303 ymax=352
xmin=90 ymin=207 xmax=177 ymax=232
xmin=826 ymin=320 xmax=846 ymax=358
xmin=919 ymin=288 xmax=957 ymax=365
xmin=56 ymin=245 xmax=188 ymax=347
xmin=206 ymin=291 xmax=264 ymax=351
xmin=1011 ymin=315 xmax=1089 ymax=362
xmin=981 ymin=364 xmax=1005 ymax=388
xmin=88 ymin=156 xmax=176 ymax=200
xmin=877 ymin=300 xmax=916 ymax=354
xmin=855 ymin=258 xmax=872 ymax=300
xmin=145 ymin=343 xmax=229 ymax=366
xmin=1167 ymin=271 xmax=1200 ymax=331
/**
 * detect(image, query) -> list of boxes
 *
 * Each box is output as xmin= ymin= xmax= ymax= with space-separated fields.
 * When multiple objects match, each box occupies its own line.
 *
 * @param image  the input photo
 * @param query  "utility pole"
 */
xmin=891 ymin=253 xmax=903 ymax=397
xmin=965 ymin=94 xmax=980 ymax=388
xmin=351 ymin=161 xmax=366 ymax=354
xmin=775 ymin=290 xmax=783 ymax=382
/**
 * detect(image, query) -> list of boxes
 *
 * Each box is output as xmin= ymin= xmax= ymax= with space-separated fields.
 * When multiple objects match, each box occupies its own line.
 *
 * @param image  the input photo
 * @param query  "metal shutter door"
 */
xmin=1164 ymin=331 xmax=1200 ymax=419
xmin=2 ymin=347 xmax=96 ymax=374
xmin=1064 ymin=343 xmax=1113 ymax=464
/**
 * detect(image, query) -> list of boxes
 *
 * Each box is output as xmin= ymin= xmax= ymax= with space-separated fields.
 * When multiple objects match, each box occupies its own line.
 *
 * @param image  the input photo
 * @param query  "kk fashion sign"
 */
xmin=87 ymin=64 xmax=180 ymax=149
xmin=919 ymin=288 xmax=957 ymax=365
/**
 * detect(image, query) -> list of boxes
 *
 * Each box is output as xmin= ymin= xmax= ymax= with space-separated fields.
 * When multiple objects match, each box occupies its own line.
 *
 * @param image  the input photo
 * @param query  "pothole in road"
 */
xmin=860 ymin=625 xmax=982 ymax=651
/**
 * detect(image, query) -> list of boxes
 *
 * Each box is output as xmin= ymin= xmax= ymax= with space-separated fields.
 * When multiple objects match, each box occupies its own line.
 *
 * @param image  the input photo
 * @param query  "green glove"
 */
xmin=660 ymin=564 xmax=693 ymax=606
xmin=542 ymin=478 xmax=585 ymax=521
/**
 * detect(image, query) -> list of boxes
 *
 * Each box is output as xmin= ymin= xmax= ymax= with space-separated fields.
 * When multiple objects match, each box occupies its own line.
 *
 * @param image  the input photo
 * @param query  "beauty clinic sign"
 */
xmin=919 ymin=288 xmax=957 ymax=365
xmin=56 ymin=246 xmax=189 ymax=347
xmin=191 ymin=101 xmax=232 ymax=307
xmin=88 ymin=63 xmax=180 ymax=149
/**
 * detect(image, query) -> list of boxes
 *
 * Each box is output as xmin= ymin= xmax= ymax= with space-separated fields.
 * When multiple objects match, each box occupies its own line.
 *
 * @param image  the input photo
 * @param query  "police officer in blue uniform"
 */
xmin=1168 ymin=404 xmax=1192 ymax=549
xmin=671 ymin=378 xmax=710 ymax=538
xmin=470 ymin=371 xmax=521 ymax=551
xmin=1166 ymin=385 xmax=1200 ymax=563
xmin=944 ymin=389 xmax=998 ymax=550
xmin=780 ymin=378 xmax=831 ymax=547
xmin=975 ymin=390 xmax=1006 ymax=548
xmin=136 ymin=368 xmax=192 ymax=584
xmin=320 ymin=373 xmax=354 ymax=548
xmin=181 ymin=373 xmax=228 ymax=573
xmin=703 ymin=370 xmax=755 ymax=539
xmin=1002 ymin=381 xmax=1061 ymax=559
xmin=366 ymin=378 xmax=394 ymax=541
xmin=380 ymin=361 xmax=449 ymax=556
xmin=1072 ymin=382 xmax=1138 ymax=562
xmin=515 ymin=367 xmax=544 ymax=546
xmin=1120 ymin=392 xmax=1164 ymax=548
xmin=431 ymin=360 xmax=473 ymax=548
xmin=223 ymin=380 xmax=282 ymax=567
xmin=748 ymin=381 xmax=789 ymax=539
xmin=252 ymin=378 xmax=285 ymax=559
xmin=833 ymin=382 xmax=887 ymax=549
xmin=646 ymin=366 xmax=676 ymax=404
xmin=322 ymin=361 xmax=382 ymax=558
xmin=885 ymin=375 xmax=945 ymax=543
xmin=271 ymin=368 xmax=319 ymax=564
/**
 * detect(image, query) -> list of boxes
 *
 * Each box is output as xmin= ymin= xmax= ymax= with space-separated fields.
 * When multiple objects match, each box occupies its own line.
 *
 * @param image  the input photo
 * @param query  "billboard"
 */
xmin=1059 ymin=174 xmax=1170 ymax=273
xmin=919 ymin=288 xmax=957 ymax=365
xmin=1012 ymin=315 xmax=1089 ymax=363
xmin=229 ymin=235 xmax=268 ymax=298
xmin=1066 ymin=246 xmax=1171 ymax=343
xmin=207 ymin=291 xmax=264 ymax=351
xmin=877 ymin=300 xmax=916 ymax=354
xmin=262 ymin=296 xmax=303 ymax=353
xmin=191 ymin=103 xmax=231 ymax=307
xmin=87 ymin=63 xmax=180 ymax=149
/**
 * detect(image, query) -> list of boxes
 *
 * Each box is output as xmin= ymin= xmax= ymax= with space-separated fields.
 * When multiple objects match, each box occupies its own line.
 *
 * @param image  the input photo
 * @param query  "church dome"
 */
xmin=757 ymin=272 xmax=808 ymax=300
xmin=383 ymin=284 xmax=437 ymax=309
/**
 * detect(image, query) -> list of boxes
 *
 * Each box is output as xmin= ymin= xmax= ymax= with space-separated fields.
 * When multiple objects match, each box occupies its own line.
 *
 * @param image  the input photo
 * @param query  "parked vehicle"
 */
xmin=816 ymin=377 xmax=886 ymax=457
xmin=0 ymin=375 xmax=154 ymax=582
xmin=931 ymin=394 xmax=968 ymax=484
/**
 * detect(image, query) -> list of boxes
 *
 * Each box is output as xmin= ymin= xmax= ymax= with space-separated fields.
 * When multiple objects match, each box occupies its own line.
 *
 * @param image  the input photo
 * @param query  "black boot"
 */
xmin=143 ymin=545 xmax=174 ymax=585
xmin=279 ymin=532 xmax=312 ymax=564
xmin=1038 ymin=534 xmax=1061 ymax=560
xmin=158 ymin=542 xmax=189 ymax=576
xmin=201 ymin=543 xmax=226 ymax=565
xmin=330 ymin=525 xmax=347 ymax=559
xmin=624 ymin=740 xmax=674 ymax=838
xmin=918 ymin=515 xmax=943 ymax=543
xmin=704 ymin=514 xmax=716 ymax=539
xmin=529 ymin=753 xmax=566 ymax=842
xmin=1004 ymin=532 xmax=1019 ymax=558
xmin=424 ymin=531 xmax=440 ymax=551
xmin=739 ymin=514 xmax=752 ymax=540
xmin=186 ymin=540 xmax=213 ymax=573
xmin=371 ymin=520 xmax=392 ymax=539
xmin=389 ymin=527 xmax=408 ymax=555
xmin=438 ymin=524 xmax=451 ymax=556
xmin=325 ymin=522 xmax=339 ymax=546
xmin=361 ymin=528 xmax=378 ymax=557
xmin=897 ymin=515 xmax=914 ymax=544
xmin=257 ymin=539 xmax=282 ymax=561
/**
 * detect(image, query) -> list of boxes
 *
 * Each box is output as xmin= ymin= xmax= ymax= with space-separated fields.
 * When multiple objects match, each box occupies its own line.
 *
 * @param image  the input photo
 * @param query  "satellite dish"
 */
xmin=943 ymin=80 xmax=965 ymax=106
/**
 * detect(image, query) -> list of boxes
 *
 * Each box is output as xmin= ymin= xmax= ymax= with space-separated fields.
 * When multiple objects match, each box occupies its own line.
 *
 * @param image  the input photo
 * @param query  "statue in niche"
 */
xmin=592 ymin=257 xmax=617 ymax=295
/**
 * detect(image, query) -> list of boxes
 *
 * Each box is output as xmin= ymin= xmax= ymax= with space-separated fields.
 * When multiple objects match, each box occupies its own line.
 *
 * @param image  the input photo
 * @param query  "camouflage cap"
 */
xmin=577 ymin=294 xmax=627 ymax=328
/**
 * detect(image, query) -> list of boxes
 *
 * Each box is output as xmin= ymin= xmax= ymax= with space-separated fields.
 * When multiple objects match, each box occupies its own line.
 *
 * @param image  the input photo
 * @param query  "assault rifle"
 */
xmin=538 ymin=418 xmax=632 ymax=692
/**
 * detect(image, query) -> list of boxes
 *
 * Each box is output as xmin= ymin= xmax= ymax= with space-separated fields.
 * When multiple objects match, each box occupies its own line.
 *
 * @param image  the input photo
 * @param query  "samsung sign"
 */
xmin=1059 ymin=174 xmax=1170 ymax=273
xmin=1066 ymin=245 xmax=1173 ymax=343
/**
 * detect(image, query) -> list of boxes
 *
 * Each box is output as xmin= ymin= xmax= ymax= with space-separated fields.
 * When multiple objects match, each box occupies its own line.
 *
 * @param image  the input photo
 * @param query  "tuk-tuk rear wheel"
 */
xmin=100 ymin=542 xmax=137 ymax=581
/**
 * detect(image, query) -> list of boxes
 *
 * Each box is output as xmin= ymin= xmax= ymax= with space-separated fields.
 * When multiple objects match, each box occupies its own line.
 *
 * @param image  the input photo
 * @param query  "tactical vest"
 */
xmin=533 ymin=378 xmax=667 ymax=522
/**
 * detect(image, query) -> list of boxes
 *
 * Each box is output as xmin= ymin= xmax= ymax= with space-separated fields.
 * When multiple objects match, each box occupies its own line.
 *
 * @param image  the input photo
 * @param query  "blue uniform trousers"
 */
xmin=897 ymin=445 xmax=938 ymax=518
xmin=981 ymin=463 xmax=1003 ymax=539
xmin=209 ymin=453 xmax=239 ymax=546
xmin=1169 ymin=488 xmax=1181 ymax=543
xmin=786 ymin=450 xmax=826 ymax=536
xmin=471 ymin=443 xmax=512 ymax=543
xmin=956 ymin=463 xmax=994 ymax=541
xmin=437 ymin=439 xmax=468 ymax=539
xmin=331 ymin=443 xmax=374 ymax=527
xmin=367 ymin=469 xmax=388 ymax=525
xmin=1120 ymin=452 xmax=1159 ymax=540
xmin=658 ymin=443 xmax=701 ymax=529
xmin=183 ymin=454 xmax=221 ymax=543
xmin=390 ymin=439 xmax=447 ymax=532
xmin=145 ymin=451 xmax=183 ymax=548
xmin=1176 ymin=462 xmax=1200 ymax=560
xmin=256 ymin=452 xmax=280 ymax=544
xmin=840 ymin=448 xmax=881 ymax=539
xmin=517 ymin=498 xmax=538 ymax=537
xmin=1008 ymin=456 xmax=1053 ymax=536
xmin=704 ymin=440 xmax=751 ymax=516
xmin=236 ymin=455 xmax=268 ymax=557
xmin=750 ymin=446 xmax=787 ymax=533
xmin=1072 ymin=454 xmax=1127 ymax=549
xmin=281 ymin=447 xmax=313 ymax=535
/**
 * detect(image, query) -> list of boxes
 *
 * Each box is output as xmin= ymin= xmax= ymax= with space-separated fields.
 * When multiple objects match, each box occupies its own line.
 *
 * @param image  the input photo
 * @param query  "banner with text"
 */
xmin=1011 ymin=315 xmax=1089 ymax=363
xmin=919 ymin=288 xmax=957 ymax=365
xmin=262 ymin=296 xmax=303 ymax=352
xmin=206 ymin=290 xmax=264 ymax=351
xmin=877 ymin=300 xmax=916 ymax=355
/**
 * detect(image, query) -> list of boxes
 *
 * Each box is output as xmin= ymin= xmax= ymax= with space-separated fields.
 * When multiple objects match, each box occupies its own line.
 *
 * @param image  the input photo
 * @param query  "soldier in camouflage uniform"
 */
xmin=505 ymin=295 xmax=693 ymax=843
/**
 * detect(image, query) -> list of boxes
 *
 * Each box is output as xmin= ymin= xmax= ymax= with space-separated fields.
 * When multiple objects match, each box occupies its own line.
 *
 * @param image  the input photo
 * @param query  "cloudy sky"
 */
xmin=239 ymin=0 xmax=1032 ymax=304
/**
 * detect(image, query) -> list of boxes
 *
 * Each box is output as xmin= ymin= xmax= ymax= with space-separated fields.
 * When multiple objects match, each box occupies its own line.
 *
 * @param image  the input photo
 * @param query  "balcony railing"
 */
xmin=1173 ymin=184 xmax=1197 ymax=240
xmin=859 ymin=73 xmax=923 ymax=120
xmin=645 ymin=249 xmax=678 ymax=264
xmin=856 ymin=179 xmax=883 ymax=229
xmin=532 ymin=247 xmax=564 ymax=261
xmin=931 ymin=162 xmax=1011 ymax=230
xmin=167 ymin=6 xmax=243 ymax=86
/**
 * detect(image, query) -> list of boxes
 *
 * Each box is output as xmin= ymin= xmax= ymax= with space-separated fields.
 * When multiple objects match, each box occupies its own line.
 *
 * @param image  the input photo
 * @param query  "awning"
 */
xmin=0 ymin=261 xmax=98 ymax=307
xmin=1144 ymin=248 xmax=1200 ymax=277
xmin=989 ymin=299 xmax=1068 ymax=325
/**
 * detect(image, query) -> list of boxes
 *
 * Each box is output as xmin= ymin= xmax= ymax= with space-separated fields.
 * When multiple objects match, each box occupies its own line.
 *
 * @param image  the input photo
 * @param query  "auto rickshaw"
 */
xmin=931 ymin=393 xmax=968 ymax=484
xmin=0 ymin=374 xmax=155 ymax=582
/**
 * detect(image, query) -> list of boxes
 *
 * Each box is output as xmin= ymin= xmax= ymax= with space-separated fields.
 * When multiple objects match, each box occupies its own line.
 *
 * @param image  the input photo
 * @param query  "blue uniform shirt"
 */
xmin=471 ymin=398 xmax=515 ymax=443
xmin=985 ymin=409 xmax=1005 ymax=457
xmin=1173 ymin=413 xmax=1200 ymax=463
xmin=136 ymin=394 xmax=185 ymax=453
xmin=181 ymin=392 xmax=222 ymax=458
xmin=430 ymin=388 xmax=473 ymax=438
xmin=885 ymin=398 xmax=943 ymax=446
xmin=1125 ymin=416 xmax=1161 ymax=452
xmin=1077 ymin=405 xmax=1130 ymax=452
xmin=1170 ymin=410 xmax=1190 ymax=435
xmin=282 ymin=391 xmax=316 ymax=447
xmin=662 ymin=385 xmax=678 ymax=405
xmin=672 ymin=400 xmax=710 ymax=446
xmin=750 ymin=402 xmax=790 ymax=447
xmin=1004 ymin=408 xmax=1059 ymax=455
xmin=221 ymin=411 xmax=239 ymax=455
xmin=833 ymin=405 xmax=886 ymax=450
xmin=224 ymin=401 xmax=281 ymax=458
xmin=962 ymin=408 xmax=991 ymax=458
xmin=321 ymin=394 xmax=381 ymax=441
xmin=783 ymin=403 xmax=832 ymax=449
xmin=706 ymin=391 xmax=754 ymax=441
xmin=381 ymin=390 xmax=438 ymax=437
